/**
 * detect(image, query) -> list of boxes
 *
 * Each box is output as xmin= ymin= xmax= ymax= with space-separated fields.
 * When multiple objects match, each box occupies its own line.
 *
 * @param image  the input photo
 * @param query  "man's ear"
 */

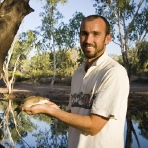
xmin=105 ymin=34 xmax=112 ymax=45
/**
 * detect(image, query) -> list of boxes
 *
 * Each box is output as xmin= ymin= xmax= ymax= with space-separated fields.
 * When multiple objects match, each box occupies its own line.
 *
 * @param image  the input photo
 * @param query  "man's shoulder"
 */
xmin=97 ymin=54 xmax=125 ymax=71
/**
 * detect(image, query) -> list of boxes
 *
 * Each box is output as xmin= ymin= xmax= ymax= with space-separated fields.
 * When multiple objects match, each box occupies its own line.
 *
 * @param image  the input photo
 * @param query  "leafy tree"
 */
xmin=0 ymin=101 xmax=37 ymax=148
xmin=68 ymin=12 xmax=86 ymax=66
xmin=27 ymin=51 xmax=53 ymax=81
xmin=93 ymin=0 xmax=148 ymax=78
xmin=126 ymin=111 xmax=141 ymax=148
xmin=2 ymin=37 xmax=20 ymax=94
xmin=56 ymin=50 xmax=76 ymax=78
xmin=1 ymin=30 xmax=37 ymax=94
xmin=39 ymin=0 xmax=68 ymax=91
xmin=68 ymin=12 xmax=85 ymax=44
xmin=1 ymin=31 xmax=37 ymax=148
xmin=32 ymin=105 xmax=68 ymax=148
xmin=136 ymin=41 xmax=148 ymax=72
xmin=39 ymin=0 xmax=84 ymax=90
xmin=126 ymin=41 xmax=148 ymax=74
xmin=76 ymin=47 xmax=86 ymax=66
xmin=126 ymin=110 xmax=148 ymax=148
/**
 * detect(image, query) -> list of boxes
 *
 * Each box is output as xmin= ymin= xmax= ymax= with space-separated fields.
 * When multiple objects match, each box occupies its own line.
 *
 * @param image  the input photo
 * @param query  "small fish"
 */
xmin=14 ymin=96 xmax=50 ymax=115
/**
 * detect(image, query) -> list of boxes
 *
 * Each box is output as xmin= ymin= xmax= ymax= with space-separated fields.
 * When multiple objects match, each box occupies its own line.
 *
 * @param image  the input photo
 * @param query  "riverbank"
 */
xmin=0 ymin=79 xmax=148 ymax=109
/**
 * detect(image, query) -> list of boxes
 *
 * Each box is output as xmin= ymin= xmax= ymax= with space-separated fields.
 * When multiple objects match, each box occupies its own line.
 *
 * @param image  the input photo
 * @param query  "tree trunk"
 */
xmin=0 ymin=0 xmax=34 ymax=74
xmin=125 ymin=112 xmax=141 ymax=148
xmin=50 ymin=41 xmax=56 ymax=92
xmin=122 ymin=51 xmax=131 ymax=79
xmin=125 ymin=114 xmax=132 ymax=148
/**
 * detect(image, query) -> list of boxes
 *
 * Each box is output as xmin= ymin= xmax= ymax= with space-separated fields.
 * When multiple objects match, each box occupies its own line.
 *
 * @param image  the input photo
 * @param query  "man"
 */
xmin=23 ymin=15 xmax=129 ymax=148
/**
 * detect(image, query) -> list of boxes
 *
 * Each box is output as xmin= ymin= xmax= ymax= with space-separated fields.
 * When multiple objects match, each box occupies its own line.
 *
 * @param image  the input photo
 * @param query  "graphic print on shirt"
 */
xmin=71 ymin=92 xmax=96 ymax=109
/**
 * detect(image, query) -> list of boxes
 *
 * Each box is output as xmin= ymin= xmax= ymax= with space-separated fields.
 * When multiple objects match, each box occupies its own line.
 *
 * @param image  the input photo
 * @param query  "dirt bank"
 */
xmin=0 ymin=80 xmax=148 ymax=109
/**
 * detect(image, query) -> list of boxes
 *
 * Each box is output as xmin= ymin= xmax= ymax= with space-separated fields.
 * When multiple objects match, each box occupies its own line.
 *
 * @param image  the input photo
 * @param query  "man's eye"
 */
xmin=81 ymin=32 xmax=87 ymax=36
xmin=93 ymin=32 xmax=99 ymax=36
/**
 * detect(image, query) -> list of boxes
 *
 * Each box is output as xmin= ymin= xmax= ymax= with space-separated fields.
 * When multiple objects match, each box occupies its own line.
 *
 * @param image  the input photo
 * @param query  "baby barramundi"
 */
xmin=15 ymin=96 xmax=50 ymax=115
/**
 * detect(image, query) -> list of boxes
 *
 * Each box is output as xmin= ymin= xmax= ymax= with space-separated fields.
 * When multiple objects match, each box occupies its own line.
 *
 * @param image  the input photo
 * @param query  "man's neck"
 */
xmin=85 ymin=52 xmax=104 ymax=72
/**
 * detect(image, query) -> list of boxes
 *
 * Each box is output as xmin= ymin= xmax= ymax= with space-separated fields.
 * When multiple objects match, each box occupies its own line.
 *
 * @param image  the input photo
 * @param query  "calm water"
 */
xmin=0 ymin=101 xmax=148 ymax=148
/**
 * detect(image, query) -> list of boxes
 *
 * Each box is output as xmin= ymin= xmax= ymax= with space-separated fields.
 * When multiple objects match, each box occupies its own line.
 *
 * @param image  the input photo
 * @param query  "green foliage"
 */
xmin=30 ymin=52 xmax=52 ymax=71
xmin=15 ymin=31 xmax=36 ymax=55
xmin=33 ymin=114 xmax=52 ymax=124
xmin=40 ymin=2 xmax=84 ymax=50
xmin=32 ymin=105 xmax=68 ymax=148
xmin=69 ymin=12 xmax=85 ymax=44
xmin=121 ymin=41 xmax=148 ymax=74
xmin=13 ymin=48 xmax=78 ymax=81
xmin=0 ymin=102 xmax=37 ymax=147
xmin=46 ymin=0 xmax=67 ymax=5
xmin=40 ymin=0 xmax=65 ymax=45
xmin=14 ymin=70 xmax=29 ymax=82
xmin=129 ymin=110 xmax=148 ymax=140
xmin=56 ymin=50 xmax=76 ymax=78
xmin=30 ymin=70 xmax=46 ymax=79
xmin=76 ymin=47 xmax=86 ymax=66
xmin=20 ymin=52 xmax=53 ymax=79
xmin=38 ymin=0 xmax=86 ymax=87
xmin=137 ymin=41 xmax=148 ymax=72
xmin=93 ymin=0 xmax=147 ymax=42
xmin=93 ymin=0 xmax=148 ymax=76
xmin=9 ymin=30 xmax=37 ymax=71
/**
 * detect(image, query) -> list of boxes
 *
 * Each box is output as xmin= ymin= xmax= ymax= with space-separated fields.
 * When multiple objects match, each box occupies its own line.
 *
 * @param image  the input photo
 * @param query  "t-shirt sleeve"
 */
xmin=91 ymin=66 xmax=129 ymax=119
xmin=67 ymin=95 xmax=72 ymax=111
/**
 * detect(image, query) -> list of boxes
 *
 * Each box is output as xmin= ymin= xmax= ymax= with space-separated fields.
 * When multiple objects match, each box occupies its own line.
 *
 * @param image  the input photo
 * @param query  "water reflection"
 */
xmin=0 ymin=100 xmax=148 ymax=148
xmin=125 ymin=110 xmax=148 ymax=148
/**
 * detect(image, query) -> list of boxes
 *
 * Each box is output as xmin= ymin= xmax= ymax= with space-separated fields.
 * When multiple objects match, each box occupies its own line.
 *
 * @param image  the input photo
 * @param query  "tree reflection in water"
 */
xmin=125 ymin=110 xmax=148 ymax=148
xmin=0 ymin=101 xmax=37 ymax=147
xmin=32 ymin=118 xmax=68 ymax=148
xmin=0 ymin=101 xmax=148 ymax=148
xmin=32 ymin=105 xmax=68 ymax=148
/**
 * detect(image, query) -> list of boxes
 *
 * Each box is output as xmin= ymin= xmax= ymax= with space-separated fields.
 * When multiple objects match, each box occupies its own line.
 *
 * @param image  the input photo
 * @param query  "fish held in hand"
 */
xmin=14 ymin=96 xmax=50 ymax=115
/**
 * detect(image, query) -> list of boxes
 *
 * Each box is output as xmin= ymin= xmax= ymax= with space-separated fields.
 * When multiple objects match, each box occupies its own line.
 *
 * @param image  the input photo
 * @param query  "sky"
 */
xmin=19 ymin=0 xmax=121 ymax=55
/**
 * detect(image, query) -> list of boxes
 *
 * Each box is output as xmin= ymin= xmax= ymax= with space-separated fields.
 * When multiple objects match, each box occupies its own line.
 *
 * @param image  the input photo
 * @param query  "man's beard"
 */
xmin=82 ymin=44 xmax=104 ymax=59
xmin=84 ymin=50 xmax=98 ymax=59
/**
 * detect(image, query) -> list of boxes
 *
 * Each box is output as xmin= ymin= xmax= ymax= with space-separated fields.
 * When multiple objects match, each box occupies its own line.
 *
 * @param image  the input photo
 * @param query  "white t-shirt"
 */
xmin=67 ymin=52 xmax=129 ymax=148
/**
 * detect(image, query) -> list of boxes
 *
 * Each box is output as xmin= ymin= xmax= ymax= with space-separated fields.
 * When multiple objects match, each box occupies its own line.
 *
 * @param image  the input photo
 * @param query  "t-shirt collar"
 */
xmin=80 ymin=51 xmax=108 ymax=71
xmin=92 ymin=51 xmax=108 ymax=66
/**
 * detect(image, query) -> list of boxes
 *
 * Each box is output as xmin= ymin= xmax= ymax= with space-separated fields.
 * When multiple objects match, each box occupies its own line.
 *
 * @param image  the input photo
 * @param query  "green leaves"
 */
xmin=93 ymin=0 xmax=148 ymax=76
xmin=137 ymin=41 xmax=148 ymax=71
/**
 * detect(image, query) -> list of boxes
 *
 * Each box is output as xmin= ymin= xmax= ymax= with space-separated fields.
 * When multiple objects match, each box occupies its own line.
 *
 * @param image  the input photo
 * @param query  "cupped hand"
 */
xmin=45 ymin=101 xmax=60 ymax=110
xmin=22 ymin=101 xmax=60 ymax=115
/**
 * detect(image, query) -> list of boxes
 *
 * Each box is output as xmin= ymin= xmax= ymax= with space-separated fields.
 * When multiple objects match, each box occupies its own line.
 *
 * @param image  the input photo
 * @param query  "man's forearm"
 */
xmin=22 ymin=102 xmax=108 ymax=136
xmin=46 ymin=107 xmax=108 ymax=136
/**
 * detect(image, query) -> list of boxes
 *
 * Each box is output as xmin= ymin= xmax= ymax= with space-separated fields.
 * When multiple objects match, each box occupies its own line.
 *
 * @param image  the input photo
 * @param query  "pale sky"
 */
xmin=19 ymin=0 xmax=121 ymax=55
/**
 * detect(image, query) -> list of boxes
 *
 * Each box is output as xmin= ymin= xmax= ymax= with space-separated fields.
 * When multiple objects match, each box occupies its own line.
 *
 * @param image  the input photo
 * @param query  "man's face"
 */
xmin=80 ymin=18 xmax=111 ymax=60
